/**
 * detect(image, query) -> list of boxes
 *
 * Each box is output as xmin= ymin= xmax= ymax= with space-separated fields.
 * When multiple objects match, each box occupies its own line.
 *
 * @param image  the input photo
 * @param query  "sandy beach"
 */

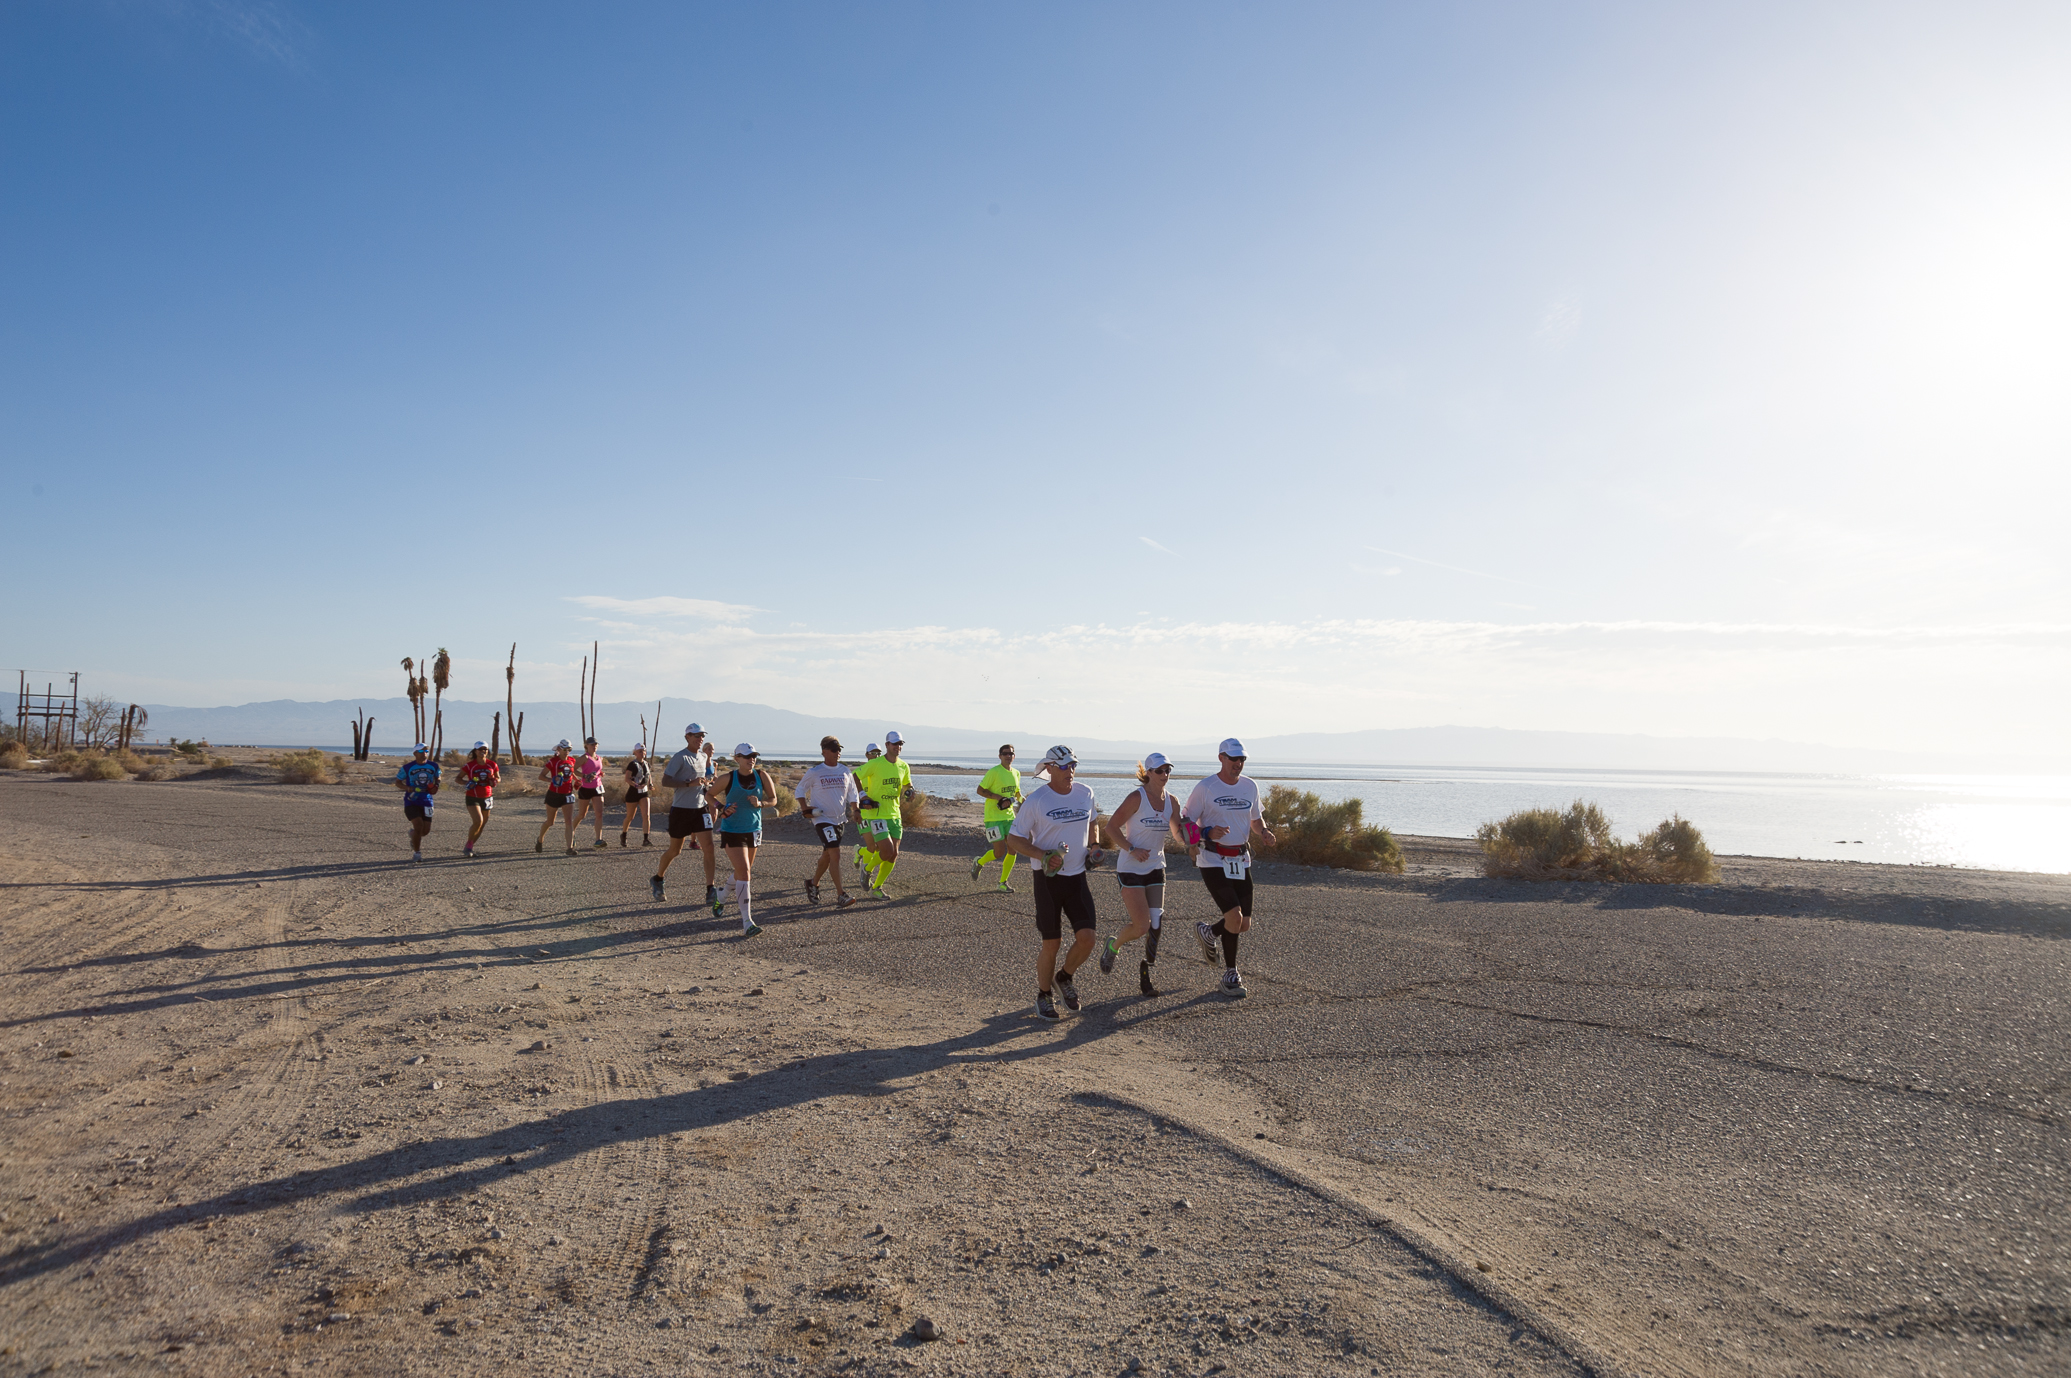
xmin=0 ymin=753 xmax=2065 ymax=1376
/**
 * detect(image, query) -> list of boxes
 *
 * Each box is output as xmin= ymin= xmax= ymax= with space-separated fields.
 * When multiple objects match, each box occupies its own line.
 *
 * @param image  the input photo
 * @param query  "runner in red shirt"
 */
xmin=535 ymin=739 xmax=580 ymax=855
xmin=459 ymin=740 xmax=500 ymax=858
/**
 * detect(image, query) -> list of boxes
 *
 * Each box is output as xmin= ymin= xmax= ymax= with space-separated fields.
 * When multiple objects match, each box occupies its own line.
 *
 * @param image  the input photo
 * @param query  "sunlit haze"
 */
xmin=4 ymin=3 xmax=2065 ymax=763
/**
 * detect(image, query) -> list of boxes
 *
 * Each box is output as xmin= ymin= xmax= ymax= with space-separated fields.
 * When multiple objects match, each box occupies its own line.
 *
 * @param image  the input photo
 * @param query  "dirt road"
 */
xmin=0 ymin=765 xmax=2064 ymax=1376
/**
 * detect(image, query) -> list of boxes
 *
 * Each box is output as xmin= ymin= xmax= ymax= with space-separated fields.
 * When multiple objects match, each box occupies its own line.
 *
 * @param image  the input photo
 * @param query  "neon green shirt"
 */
xmin=979 ymin=764 xmax=1023 ymax=823
xmin=856 ymin=757 xmax=912 ymax=819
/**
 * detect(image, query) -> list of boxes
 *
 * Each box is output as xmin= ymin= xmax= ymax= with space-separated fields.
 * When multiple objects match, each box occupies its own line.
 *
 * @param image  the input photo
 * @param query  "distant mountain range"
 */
xmin=132 ymin=696 xmax=2051 ymax=774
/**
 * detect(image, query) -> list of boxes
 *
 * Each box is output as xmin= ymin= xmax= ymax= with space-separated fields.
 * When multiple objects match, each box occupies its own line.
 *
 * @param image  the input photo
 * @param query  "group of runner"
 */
xmin=391 ymin=725 xmax=1276 ymax=1017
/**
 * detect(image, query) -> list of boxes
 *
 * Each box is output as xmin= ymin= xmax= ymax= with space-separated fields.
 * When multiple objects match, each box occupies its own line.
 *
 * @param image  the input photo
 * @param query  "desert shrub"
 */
xmin=1476 ymin=800 xmax=1719 ymax=883
xmin=270 ymin=749 xmax=341 ymax=784
xmin=900 ymin=789 xmax=937 ymax=828
xmin=1259 ymin=786 xmax=1405 ymax=872
xmin=44 ymin=750 xmax=84 ymax=774
xmin=0 ymin=742 xmax=29 ymax=770
xmin=207 ymin=754 xmax=234 ymax=771
xmin=70 ymin=752 xmax=129 ymax=782
xmin=114 ymin=748 xmax=147 ymax=773
xmin=771 ymin=780 xmax=798 ymax=817
xmin=134 ymin=760 xmax=175 ymax=781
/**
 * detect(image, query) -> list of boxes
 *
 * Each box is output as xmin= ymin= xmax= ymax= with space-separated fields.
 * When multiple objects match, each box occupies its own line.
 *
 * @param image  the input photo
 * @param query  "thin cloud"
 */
xmin=1140 ymin=536 xmax=1177 ymax=557
xmin=202 ymin=1 xmax=309 ymax=67
xmin=567 ymin=595 xmax=759 ymax=622
xmin=1364 ymin=545 xmax=1522 ymax=584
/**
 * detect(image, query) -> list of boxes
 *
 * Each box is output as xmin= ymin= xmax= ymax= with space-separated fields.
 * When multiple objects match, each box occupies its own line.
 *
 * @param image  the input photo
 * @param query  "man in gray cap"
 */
xmin=1181 ymin=737 xmax=1277 ymax=998
xmin=652 ymin=722 xmax=722 ymax=914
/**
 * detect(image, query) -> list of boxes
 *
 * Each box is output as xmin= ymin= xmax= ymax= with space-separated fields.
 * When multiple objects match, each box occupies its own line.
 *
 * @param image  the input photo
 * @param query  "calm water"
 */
xmin=906 ymin=759 xmax=2071 ymax=875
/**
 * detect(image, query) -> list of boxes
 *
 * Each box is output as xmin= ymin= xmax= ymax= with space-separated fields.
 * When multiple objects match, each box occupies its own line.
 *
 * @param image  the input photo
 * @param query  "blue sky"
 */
xmin=3 ymin=2 xmax=2066 ymax=760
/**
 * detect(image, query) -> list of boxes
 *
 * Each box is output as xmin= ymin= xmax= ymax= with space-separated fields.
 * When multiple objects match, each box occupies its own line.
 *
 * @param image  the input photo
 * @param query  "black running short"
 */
xmin=718 ymin=830 xmax=758 ymax=852
xmin=1033 ymin=871 xmax=1097 ymax=942
xmin=544 ymin=791 xmax=571 ymax=809
xmin=814 ymin=821 xmax=844 ymax=848
xmin=577 ymin=786 xmax=601 ymax=800
xmin=1198 ymin=864 xmax=1254 ymax=918
xmin=625 ymin=786 xmax=650 ymax=799
xmin=404 ymin=802 xmax=431 ymax=822
xmin=466 ymin=795 xmax=493 ymax=812
xmin=1118 ymin=867 xmax=1166 ymax=888
xmin=667 ymin=806 xmax=711 ymax=839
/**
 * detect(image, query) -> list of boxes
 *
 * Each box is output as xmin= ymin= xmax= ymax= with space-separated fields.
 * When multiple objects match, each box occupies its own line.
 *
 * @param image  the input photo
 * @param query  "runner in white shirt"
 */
xmin=795 ymin=735 xmax=861 ymax=910
xmin=1001 ymin=745 xmax=1101 ymax=1021
xmin=1094 ymin=752 xmax=1186 ymax=996
xmin=1181 ymin=737 xmax=1278 ymax=999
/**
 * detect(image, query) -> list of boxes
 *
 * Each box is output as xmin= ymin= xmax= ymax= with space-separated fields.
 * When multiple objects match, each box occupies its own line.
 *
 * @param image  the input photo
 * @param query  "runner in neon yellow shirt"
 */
xmin=969 ymin=743 xmax=1023 ymax=892
xmin=854 ymin=731 xmax=914 ymax=897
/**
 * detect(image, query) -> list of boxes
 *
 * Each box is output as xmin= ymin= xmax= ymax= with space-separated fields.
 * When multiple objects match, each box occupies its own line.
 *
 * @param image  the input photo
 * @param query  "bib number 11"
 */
xmin=1222 ymin=853 xmax=1248 ymax=879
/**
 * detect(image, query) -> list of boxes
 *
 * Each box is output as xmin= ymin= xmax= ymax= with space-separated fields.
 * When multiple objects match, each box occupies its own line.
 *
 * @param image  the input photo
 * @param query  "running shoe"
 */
xmin=566 ymin=847 xmax=578 ymax=856
xmin=534 ymin=838 xmax=544 ymax=853
xmin=411 ymin=851 xmax=423 ymax=863
xmin=970 ymin=856 xmax=985 ymax=882
xmin=710 ymin=896 xmax=726 ymax=919
xmin=1036 ymin=991 xmax=1060 ymax=1021
xmin=1098 ymin=937 xmax=1118 ymax=976
xmin=836 ymin=893 xmax=857 ymax=910
xmin=1194 ymin=921 xmax=1218 ymax=965
xmin=1221 ymin=969 xmax=1248 ymax=999
xmin=870 ymin=883 xmax=893 ymax=900
xmin=1056 ymin=973 xmax=1081 ymax=1012
xmin=805 ymin=880 xmax=821 ymax=904
xmin=705 ymin=884 xmax=720 ymax=908
xmin=619 ymin=832 xmax=628 ymax=848
xmin=463 ymin=846 xmax=474 ymax=859
xmin=593 ymin=838 xmax=607 ymax=849
xmin=1139 ymin=960 xmax=1159 ymax=997
xmin=742 ymin=921 xmax=764 ymax=939
xmin=642 ymin=835 xmax=653 ymax=847
xmin=650 ymin=876 xmax=666 ymax=902
xmin=994 ymin=880 xmax=1015 ymax=894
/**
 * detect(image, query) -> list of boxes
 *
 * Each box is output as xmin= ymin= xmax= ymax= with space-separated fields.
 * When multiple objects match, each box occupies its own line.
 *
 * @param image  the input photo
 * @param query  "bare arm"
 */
xmin=1250 ymin=814 xmax=1278 ymax=847
xmin=1107 ymin=791 xmax=1145 ymax=860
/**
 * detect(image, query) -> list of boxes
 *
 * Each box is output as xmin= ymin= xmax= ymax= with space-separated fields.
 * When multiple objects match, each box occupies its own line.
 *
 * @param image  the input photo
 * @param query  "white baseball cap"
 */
xmin=1143 ymin=751 xmax=1172 ymax=771
xmin=556 ymin=737 xmax=572 ymax=749
xmin=471 ymin=740 xmax=488 ymax=750
xmin=733 ymin=742 xmax=758 ymax=757
xmin=884 ymin=729 xmax=904 ymax=745
xmin=1218 ymin=737 xmax=1247 ymax=758
xmin=865 ymin=742 xmax=881 ymax=755
xmin=412 ymin=743 xmax=429 ymax=753
xmin=1034 ymin=744 xmax=1078 ymax=772
xmin=684 ymin=722 xmax=706 ymax=735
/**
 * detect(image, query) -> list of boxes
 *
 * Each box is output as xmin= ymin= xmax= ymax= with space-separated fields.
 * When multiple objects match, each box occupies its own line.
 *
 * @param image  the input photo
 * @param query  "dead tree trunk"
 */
xmin=506 ymin=644 xmax=523 ymax=764
xmin=589 ymin=640 xmax=599 ymax=747
xmin=490 ymin=711 xmax=502 ymax=762
xmin=578 ymin=655 xmax=589 ymax=745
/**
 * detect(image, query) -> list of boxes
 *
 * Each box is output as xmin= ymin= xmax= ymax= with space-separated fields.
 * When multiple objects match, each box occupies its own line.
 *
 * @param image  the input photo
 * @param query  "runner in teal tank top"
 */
xmin=713 ymin=743 xmax=777 ymax=939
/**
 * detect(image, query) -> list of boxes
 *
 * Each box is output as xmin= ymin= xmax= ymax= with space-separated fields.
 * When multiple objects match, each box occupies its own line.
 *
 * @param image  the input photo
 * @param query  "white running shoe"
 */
xmin=1221 ymin=969 xmax=1248 ymax=999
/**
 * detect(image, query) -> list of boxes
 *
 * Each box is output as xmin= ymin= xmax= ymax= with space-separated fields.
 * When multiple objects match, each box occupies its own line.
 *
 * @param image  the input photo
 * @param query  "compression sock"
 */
xmin=999 ymin=853 xmax=1016 ymax=883
xmin=1221 ymin=929 xmax=1240 ymax=969
xmin=976 ymin=848 xmax=997 ymax=867
xmin=878 ymin=858 xmax=897 ymax=887
xmin=735 ymin=880 xmax=751 ymax=929
xmin=1144 ymin=922 xmax=1161 ymax=964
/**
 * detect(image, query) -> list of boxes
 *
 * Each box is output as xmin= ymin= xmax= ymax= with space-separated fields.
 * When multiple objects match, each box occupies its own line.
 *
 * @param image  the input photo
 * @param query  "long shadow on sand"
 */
xmin=0 ymin=1001 xmax=1154 ymax=1292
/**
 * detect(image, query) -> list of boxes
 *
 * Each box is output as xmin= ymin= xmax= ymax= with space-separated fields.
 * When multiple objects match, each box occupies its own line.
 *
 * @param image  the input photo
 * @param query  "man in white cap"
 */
xmin=651 ymin=723 xmax=722 ymax=912
xmin=393 ymin=743 xmax=442 ymax=863
xmin=852 ymin=743 xmax=882 ymax=882
xmin=853 ymin=730 xmax=913 ymax=897
xmin=1181 ymin=738 xmax=1277 ymax=998
xmin=1001 ymin=745 xmax=1100 ymax=1020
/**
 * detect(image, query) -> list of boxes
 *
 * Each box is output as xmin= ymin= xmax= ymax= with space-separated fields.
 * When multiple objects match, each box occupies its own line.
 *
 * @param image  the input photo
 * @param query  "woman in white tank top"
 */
xmin=1095 ymin=752 xmax=1185 ymax=996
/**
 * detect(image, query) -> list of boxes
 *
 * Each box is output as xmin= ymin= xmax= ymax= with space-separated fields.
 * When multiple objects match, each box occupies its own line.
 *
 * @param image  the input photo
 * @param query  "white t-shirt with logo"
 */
xmin=1007 ymin=781 xmax=1098 ymax=877
xmin=1184 ymin=774 xmax=1262 ymax=868
xmin=1116 ymin=785 xmax=1177 ymax=875
xmin=795 ymin=763 xmax=859 ymax=822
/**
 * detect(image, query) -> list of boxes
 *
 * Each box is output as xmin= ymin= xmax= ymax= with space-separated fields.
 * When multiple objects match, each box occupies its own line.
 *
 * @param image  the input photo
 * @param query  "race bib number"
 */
xmin=816 ymin=823 xmax=841 ymax=846
xmin=1221 ymin=853 xmax=1249 ymax=880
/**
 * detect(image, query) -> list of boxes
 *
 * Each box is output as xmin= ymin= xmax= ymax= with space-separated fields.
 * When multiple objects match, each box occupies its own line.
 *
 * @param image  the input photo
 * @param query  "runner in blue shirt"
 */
xmin=393 ymin=744 xmax=442 ymax=863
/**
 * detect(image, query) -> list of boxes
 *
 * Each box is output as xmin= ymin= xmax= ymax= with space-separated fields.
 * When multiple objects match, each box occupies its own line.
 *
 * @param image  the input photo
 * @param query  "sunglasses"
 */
xmin=1153 ymin=765 xmax=1173 ymax=774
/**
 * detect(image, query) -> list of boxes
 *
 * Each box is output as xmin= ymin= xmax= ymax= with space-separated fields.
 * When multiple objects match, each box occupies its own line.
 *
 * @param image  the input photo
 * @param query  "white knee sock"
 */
xmin=1148 ymin=907 xmax=1162 ymax=930
xmin=735 ymin=880 xmax=751 ymax=928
